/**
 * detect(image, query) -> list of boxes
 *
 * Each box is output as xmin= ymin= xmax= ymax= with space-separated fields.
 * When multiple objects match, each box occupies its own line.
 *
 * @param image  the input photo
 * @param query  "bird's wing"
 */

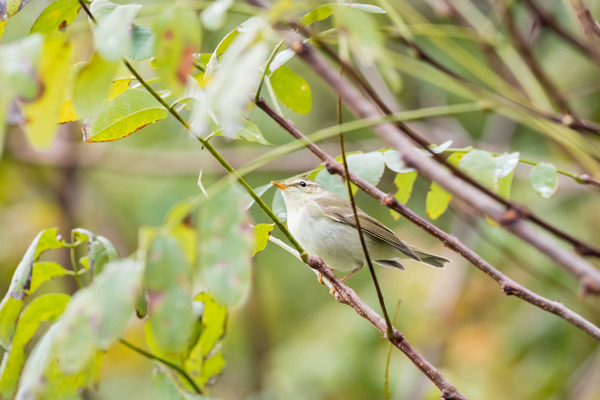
xmin=322 ymin=203 xmax=421 ymax=261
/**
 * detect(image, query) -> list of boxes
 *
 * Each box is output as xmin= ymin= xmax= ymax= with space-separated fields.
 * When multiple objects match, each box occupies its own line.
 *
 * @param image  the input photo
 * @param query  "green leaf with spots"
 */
xmin=530 ymin=162 xmax=558 ymax=198
xmin=252 ymin=224 xmax=274 ymax=256
xmin=153 ymin=3 xmax=201 ymax=95
xmin=21 ymin=33 xmax=72 ymax=149
xmin=0 ymin=293 xmax=70 ymax=398
xmin=53 ymin=260 xmax=143 ymax=374
xmin=29 ymin=0 xmax=81 ymax=35
xmin=82 ymin=88 xmax=168 ymax=142
xmin=200 ymin=184 xmax=253 ymax=306
xmin=270 ymin=66 xmax=312 ymax=114
xmin=145 ymin=234 xmax=191 ymax=291
xmin=73 ymin=228 xmax=119 ymax=277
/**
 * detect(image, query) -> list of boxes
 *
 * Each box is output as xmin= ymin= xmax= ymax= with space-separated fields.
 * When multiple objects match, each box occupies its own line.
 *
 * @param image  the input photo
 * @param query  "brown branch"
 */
xmin=306 ymin=255 xmax=468 ymax=400
xmin=521 ymin=0 xmax=600 ymax=65
xmin=256 ymin=97 xmax=600 ymax=341
xmin=569 ymin=0 xmax=600 ymax=40
xmin=503 ymin=0 xmax=572 ymax=114
xmin=289 ymin=39 xmax=600 ymax=293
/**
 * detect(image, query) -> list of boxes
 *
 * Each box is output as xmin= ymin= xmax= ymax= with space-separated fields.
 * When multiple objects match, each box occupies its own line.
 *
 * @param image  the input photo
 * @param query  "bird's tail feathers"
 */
xmin=413 ymin=250 xmax=450 ymax=268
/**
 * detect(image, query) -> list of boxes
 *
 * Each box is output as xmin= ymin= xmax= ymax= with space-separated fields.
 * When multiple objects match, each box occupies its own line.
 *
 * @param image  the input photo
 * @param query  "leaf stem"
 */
xmin=69 ymin=231 xmax=84 ymax=288
xmin=118 ymin=339 xmax=203 ymax=394
xmin=255 ymin=39 xmax=284 ymax=104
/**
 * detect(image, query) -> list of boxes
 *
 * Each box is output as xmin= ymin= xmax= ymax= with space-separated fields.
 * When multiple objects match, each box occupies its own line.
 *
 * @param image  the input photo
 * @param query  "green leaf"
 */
xmin=153 ymin=4 xmax=201 ymax=95
xmin=185 ymin=292 xmax=227 ymax=389
xmin=17 ymin=324 xmax=103 ymax=400
xmin=0 ymin=298 xmax=22 ymax=350
xmin=201 ymin=0 xmax=233 ymax=32
xmin=21 ymin=33 xmax=72 ymax=149
xmin=152 ymin=367 xmax=205 ymax=400
xmin=383 ymin=149 xmax=414 ymax=173
xmin=459 ymin=149 xmax=498 ymax=191
xmin=93 ymin=2 xmax=142 ymax=61
xmin=530 ymin=162 xmax=558 ymax=198
xmin=393 ymin=171 xmax=418 ymax=205
xmin=252 ymin=224 xmax=274 ymax=256
xmin=73 ymin=228 xmax=119 ymax=277
xmin=498 ymin=171 xmax=514 ymax=200
xmin=145 ymin=234 xmax=191 ymax=291
xmin=270 ymin=66 xmax=312 ymax=114
xmin=272 ymin=188 xmax=287 ymax=221
xmin=29 ymin=262 xmax=68 ymax=293
xmin=129 ymin=25 xmax=155 ymax=60
xmin=316 ymin=151 xmax=385 ymax=197
xmin=269 ymin=48 xmax=296 ymax=72
xmin=82 ymin=88 xmax=168 ymax=142
xmin=147 ymin=287 xmax=195 ymax=356
xmin=236 ymin=120 xmax=272 ymax=145
xmin=73 ymin=52 xmax=119 ymax=118
xmin=89 ymin=0 xmax=117 ymax=20
xmin=0 ymin=293 xmax=70 ymax=398
xmin=335 ymin=6 xmax=384 ymax=63
xmin=29 ymin=0 xmax=81 ymax=35
xmin=0 ymin=34 xmax=43 ymax=100
xmin=426 ymin=181 xmax=452 ymax=220
xmin=494 ymin=152 xmax=519 ymax=178
xmin=300 ymin=3 xmax=385 ymax=26
xmin=53 ymin=260 xmax=143 ymax=374
xmin=200 ymin=184 xmax=253 ymax=306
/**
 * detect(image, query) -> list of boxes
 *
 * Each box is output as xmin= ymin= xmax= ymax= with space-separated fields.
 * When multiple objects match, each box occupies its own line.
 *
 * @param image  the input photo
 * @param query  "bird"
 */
xmin=271 ymin=177 xmax=450 ymax=280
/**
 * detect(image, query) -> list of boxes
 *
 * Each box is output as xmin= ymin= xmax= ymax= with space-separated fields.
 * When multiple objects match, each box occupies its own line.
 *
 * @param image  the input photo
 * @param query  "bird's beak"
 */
xmin=271 ymin=181 xmax=290 ymax=190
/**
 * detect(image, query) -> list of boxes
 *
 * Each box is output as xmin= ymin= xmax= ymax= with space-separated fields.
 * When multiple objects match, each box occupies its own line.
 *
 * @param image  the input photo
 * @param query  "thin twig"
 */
xmin=337 ymin=66 xmax=394 ymax=338
xmin=119 ymin=339 xmax=203 ymax=394
xmin=568 ymin=0 xmax=600 ymax=40
xmin=256 ymin=97 xmax=600 ymax=341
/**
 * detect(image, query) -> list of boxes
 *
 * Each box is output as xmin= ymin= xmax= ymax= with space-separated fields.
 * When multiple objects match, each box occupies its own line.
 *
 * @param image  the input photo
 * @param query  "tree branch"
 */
xmin=306 ymin=255 xmax=468 ymax=400
xmin=256 ymin=97 xmax=600 ymax=341
xmin=568 ymin=0 xmax=600 ymax=41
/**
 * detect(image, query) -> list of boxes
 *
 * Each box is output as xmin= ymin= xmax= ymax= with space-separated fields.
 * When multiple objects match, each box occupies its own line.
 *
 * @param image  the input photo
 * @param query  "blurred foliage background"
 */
xmin=1 ymin=0 xmax=600 ymax=399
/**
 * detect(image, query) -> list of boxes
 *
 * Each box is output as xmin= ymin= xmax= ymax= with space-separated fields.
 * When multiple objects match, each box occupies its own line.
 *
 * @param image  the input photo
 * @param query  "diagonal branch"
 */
xmin=568 ymin=0 xmax=600 ymax=41
xmin=287 ymin=38 xmax=600 ymax=294
xmin=294 ymin=29 xmax=600 ymax=260
xmin=307 ymin=255 xmax=468 ymax=400
xmin=256 ymin=97 xmax=600 ymax=342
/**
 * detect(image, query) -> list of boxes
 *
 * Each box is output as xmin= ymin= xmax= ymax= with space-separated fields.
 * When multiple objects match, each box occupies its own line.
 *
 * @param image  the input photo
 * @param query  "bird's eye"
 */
xmin=299 ymin=181 xmax=307 ymax=187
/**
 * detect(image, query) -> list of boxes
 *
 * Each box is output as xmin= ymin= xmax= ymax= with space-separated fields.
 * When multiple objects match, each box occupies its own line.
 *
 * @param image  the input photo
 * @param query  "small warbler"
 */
xmin=272 ymin=177 xmax=450 ymax=277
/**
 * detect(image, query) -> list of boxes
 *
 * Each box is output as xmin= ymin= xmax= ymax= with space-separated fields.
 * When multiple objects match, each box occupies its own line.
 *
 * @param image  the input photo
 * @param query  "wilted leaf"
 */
xmin=29 ymin=0 xmax=81 ymax=35
xmin=530 ymin=162 xmax=558 ymax=198
xmin=73 ymin=228 xmax=119 ymax=277
xmin=252 ymin=224 xmax=274 ymax=256
xmin=270 ymin=66 xmax=312 ymax=114
xmin=82 ymin=88 xmax=168 ymax=142
xmin=0 ymin=293 xmax=70 ymax=398
xmin=459 ymin=149 xmax=498 ymax=191
xmin=2 ymin=0 xmax=33 ymax=19
xmin=21 ymin=33 xmax=72 ymax=149
xmin=153 ymin=3 xmax=201 ymax=95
